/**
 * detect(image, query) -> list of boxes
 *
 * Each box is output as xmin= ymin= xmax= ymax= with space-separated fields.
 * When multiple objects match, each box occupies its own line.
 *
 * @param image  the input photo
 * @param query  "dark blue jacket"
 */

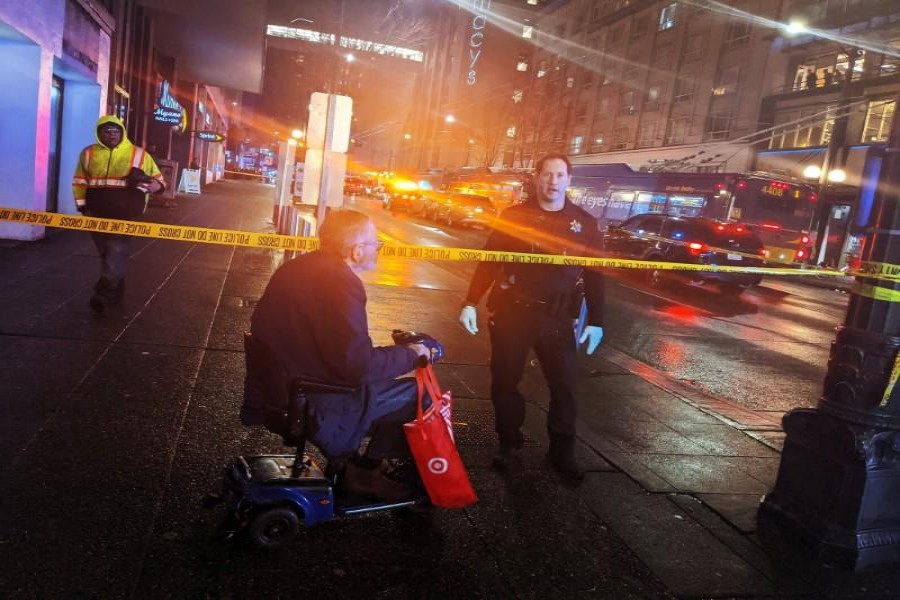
xmin=250 ymin=251 xmax=417 ymax=386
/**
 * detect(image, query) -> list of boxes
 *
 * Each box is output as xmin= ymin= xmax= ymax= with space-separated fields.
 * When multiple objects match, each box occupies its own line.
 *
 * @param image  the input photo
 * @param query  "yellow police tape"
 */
xmin=3 ymin=206 xmax=900 ymax=287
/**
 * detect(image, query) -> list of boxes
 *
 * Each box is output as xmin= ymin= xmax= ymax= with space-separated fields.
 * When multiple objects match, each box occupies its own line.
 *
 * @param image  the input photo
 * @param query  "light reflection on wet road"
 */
xmin=355 ymin=197 xmax=849 ymax=416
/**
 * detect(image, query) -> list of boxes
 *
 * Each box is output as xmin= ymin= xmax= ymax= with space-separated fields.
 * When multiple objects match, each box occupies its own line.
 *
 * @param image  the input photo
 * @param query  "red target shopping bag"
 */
xmin=404 ymin=365 xmax=477 ymax=509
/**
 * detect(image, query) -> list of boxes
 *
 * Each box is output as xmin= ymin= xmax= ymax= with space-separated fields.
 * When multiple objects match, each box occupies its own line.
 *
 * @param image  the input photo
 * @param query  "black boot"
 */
xmin=492 ymin=431 xmax=524 ymax=472
xmin=111 ymin=279 xmax=125 ymax=305
xmin=89 ymin=277 xmax=114 ymax=314
xmin=547 ymin=433 xmax=584 ymax=482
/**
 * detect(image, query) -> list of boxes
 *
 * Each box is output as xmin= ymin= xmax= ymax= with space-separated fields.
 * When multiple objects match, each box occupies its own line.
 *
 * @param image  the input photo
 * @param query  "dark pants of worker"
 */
xmin=305 ymin=376 xmax=432 ymax=461
xmin=488 ymin=306 xmax=578 ymax=448
xmin=91 ymin=232 xmax=131 ymax=290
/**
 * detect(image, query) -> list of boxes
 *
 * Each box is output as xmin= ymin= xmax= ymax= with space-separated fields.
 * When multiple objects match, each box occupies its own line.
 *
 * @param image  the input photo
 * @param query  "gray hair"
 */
xmin=319 ymin=209 xmax=371 ymax=253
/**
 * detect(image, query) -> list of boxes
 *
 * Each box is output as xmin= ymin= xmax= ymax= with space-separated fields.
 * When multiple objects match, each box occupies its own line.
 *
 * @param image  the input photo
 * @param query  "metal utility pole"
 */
xmin=758 ymin=91 xmax=900 ymax=570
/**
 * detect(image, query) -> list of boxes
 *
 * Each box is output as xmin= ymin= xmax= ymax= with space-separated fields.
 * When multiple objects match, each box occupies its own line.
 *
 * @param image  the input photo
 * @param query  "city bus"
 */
xmin=568 ymin=163 xmax=817 ymax=264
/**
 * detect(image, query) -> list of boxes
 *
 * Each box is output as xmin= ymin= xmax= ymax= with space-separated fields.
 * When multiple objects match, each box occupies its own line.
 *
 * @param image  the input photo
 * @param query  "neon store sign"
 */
xmin=467 ymin=0 xmax=490 ymax=85
xmin=154 ymin=80 xmax=185 ymax=128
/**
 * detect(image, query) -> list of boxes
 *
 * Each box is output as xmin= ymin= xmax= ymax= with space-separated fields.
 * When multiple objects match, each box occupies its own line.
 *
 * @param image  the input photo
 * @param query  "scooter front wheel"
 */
xmin=248 ymin=506 xmax=301 ymax=548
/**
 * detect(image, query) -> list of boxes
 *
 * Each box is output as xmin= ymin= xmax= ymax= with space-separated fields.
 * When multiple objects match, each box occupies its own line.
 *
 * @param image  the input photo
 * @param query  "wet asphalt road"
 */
xmin=357 ymin=197 xmax=850 ymax=418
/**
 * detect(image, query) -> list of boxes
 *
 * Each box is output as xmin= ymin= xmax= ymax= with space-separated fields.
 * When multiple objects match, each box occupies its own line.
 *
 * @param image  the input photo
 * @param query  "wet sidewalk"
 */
xmin=0 ymin=180 xmax=896 ymax=598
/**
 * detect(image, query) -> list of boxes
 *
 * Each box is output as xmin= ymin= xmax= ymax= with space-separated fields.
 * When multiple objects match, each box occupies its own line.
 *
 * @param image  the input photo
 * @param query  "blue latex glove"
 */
xmin=578 ymin=325 xmax=604 ymax=355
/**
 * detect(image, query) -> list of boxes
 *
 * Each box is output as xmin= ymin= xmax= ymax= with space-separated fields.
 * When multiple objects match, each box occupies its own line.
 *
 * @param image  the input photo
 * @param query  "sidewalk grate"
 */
xmin=452 ymin=406 xmax=539 ymax=447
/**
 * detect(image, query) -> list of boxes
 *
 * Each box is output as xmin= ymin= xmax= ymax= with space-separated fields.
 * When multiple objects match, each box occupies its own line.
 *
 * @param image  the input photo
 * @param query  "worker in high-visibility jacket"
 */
xmin=72 ymin=115 xmax=165 ymax=314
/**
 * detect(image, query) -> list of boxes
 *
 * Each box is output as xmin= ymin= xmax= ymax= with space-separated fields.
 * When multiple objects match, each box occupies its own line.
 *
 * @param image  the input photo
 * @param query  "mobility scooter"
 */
xmin=211 ymin=330 xmax=444 ymax=549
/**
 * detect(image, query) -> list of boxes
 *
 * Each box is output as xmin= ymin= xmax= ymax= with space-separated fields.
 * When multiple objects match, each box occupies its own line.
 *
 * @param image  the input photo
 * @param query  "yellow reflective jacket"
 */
xmin=72 ymin=115 xmax=165 ymax=218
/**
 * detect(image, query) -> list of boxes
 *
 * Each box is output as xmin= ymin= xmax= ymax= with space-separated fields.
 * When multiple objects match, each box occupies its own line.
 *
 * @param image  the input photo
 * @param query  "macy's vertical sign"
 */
xmin=466 ymin=0 xmax=490 ymax=86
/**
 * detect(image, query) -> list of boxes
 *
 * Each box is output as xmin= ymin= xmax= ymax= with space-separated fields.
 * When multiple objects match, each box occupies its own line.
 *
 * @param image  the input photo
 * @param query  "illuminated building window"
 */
xmin=527 ymin=0 xmax=538 ymax=5
xmin=712 ymin=65 xmax=740 ymax=96
xmin=517 ymin=60 xmax=529 ymax=72
xmin=507 ymin=126 xmax=517 ymax=138
xmin=567 ymin=77 xmax=575 ymax=88
xmin=512 ymin=89 xmax=524 ymax=103
xmin=659 ymin=3 xmax=677 ymax=31
xmin=769 ymin=106 xmax=836 ymax=149
xmin=522 ymin=26 xmax=533 ymax=39
xmin=862 ymin=99 xmax=896 ymax=143
xmin=590 ymin=133 xmax=605 ymax=153
xmin=569 ymin=135 xmax=584 ymax=154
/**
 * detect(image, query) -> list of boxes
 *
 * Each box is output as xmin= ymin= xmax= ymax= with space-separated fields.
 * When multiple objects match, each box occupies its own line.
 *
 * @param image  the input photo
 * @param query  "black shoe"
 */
xmin=111 ymin=279 xmax=125 ymax=305
xmin=89 ymin=293 xmax=106 ymax=314
xmin=547 ymin=434 xmax=585 ymax=482
xmin=342 ymin=461 xmax=413 ymax=501
xmin=546 ymin=452 xmax=585 ymax=482
xmin=491 ymin=445 xmax=522 ymax=472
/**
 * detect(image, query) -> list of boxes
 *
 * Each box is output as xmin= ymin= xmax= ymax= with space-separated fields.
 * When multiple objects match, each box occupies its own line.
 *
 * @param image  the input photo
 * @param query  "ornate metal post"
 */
xmin=758 ymin=93 xmax=900 ymax=570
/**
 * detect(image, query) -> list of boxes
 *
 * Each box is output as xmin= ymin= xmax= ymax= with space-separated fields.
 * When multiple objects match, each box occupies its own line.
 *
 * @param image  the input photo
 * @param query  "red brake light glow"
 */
xmin=761 ymin=222 xmax=782 ymax=230
xmin=688 ymin=242 xmax=705 ymax=255
xmin=795 ymin=249 xmax=806 ymax=260
xmin=736 ymin=180 xmax=748 ymax=190
xmin=800 ymin=234 xmax=810 ymax=245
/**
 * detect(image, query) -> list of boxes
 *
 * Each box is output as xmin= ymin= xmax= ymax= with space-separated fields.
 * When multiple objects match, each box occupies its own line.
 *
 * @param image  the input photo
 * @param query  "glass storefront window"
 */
xmin=862 ymin=99 xmax=896 ymax=143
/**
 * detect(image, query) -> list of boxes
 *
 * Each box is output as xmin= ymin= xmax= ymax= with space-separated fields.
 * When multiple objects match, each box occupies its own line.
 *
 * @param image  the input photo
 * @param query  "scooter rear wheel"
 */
xmin=248 ymin=506 xmax=301 ymax=548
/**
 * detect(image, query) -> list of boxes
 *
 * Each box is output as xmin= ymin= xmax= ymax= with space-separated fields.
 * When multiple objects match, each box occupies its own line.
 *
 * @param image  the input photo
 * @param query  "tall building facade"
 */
xmin=405 ymin=0 xmax=549 ymax=172
xmin=757 ymin=0 xmax=900 ymax=266
xmin=521 ymin=0 xmax=791 ymax=172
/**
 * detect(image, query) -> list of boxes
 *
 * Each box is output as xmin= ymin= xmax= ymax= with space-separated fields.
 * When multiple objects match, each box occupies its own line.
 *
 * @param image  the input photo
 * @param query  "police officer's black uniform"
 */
xmin=464 ymin=199 xmax=605 ymax=471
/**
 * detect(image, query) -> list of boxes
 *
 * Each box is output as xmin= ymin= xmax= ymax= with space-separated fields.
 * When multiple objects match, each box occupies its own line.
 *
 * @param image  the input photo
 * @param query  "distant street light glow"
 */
xmin=403 ymin=133 xmax=412 ymax=140
xmin=346 ymin=53 xmax=355 ymax=62
xmin=291 ymin=129 xmax=304 ymax=139
xmin=786 ymin=20 xmax=807 ymax=35
xmin=445 ymin=115 xmax=456 ymax=123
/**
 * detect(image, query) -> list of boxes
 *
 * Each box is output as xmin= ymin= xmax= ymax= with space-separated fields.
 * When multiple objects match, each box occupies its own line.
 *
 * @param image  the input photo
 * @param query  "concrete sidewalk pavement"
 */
xmin=0 ymin=180 xmax=896 ymax=598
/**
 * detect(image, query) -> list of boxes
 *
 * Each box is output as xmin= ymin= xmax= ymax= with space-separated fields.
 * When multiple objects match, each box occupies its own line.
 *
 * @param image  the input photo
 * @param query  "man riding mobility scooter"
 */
xmin=214 ymin=330 xmax=463 ymax=548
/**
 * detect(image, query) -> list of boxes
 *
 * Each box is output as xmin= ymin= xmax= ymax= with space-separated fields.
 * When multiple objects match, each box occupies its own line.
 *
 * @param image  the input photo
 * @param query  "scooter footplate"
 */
xmin=245 ymin=455 xmax=327 ymax=482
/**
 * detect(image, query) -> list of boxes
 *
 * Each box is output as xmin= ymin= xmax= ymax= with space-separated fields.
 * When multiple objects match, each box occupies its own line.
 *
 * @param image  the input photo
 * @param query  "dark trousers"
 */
xmin=91 ymin=232 xmax=131 ymax=287
xmin=488 ymin=307 xmax=579 ymax=447
xmin=306 ymin=376 xmax=431 ymax=461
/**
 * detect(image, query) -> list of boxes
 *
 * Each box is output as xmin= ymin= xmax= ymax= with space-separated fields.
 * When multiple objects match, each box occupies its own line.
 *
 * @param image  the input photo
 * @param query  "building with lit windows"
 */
xmin=520 ymin=0 xmax=790 ymax=172
xmin=756 ymin=0 xmax=900 ymax=267
xmin=403 ymin=0 xmax=550 ymax=171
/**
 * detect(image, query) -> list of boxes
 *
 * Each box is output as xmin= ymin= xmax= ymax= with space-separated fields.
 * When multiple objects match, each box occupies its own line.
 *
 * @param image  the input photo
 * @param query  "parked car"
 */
xmin=604 ymin=214 xmax=766 ymax=294
xmin=430 ymin=193 xmax=496 ymax=228
xmin=343 ymin=175 xmax=367 ymax=195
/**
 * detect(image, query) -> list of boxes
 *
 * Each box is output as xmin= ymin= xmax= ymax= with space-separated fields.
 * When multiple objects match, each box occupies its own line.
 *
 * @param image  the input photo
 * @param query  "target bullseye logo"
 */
xmin=427 ymin=457 xmax=449 ymax=474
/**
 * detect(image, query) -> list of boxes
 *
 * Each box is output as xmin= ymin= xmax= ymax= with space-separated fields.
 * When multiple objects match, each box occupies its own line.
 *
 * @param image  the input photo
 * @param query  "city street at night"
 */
xmin=4 ymin=0 xmax=900 ymax=597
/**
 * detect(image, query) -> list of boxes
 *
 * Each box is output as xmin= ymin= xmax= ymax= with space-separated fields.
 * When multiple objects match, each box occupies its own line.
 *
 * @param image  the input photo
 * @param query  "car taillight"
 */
xmin=800 ymin=234 xmax=810 ymax=245
xmin=688 ymin=242 xmax=705 ymax=255
xmin=760 ymin=248 xmax=769 ymax=258
xmin=795 ymin=249 xmax=806 ymax=260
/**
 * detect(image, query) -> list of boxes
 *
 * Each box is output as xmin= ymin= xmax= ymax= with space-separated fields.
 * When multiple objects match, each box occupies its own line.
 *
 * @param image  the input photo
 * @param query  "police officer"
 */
xmin=459 ymin=154 xmax=605 ymax=481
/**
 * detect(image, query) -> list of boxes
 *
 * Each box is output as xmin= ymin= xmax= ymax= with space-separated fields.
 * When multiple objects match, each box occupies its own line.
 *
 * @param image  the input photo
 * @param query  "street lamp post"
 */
xmin=758 ymin=92 xmax=900 ymax=570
